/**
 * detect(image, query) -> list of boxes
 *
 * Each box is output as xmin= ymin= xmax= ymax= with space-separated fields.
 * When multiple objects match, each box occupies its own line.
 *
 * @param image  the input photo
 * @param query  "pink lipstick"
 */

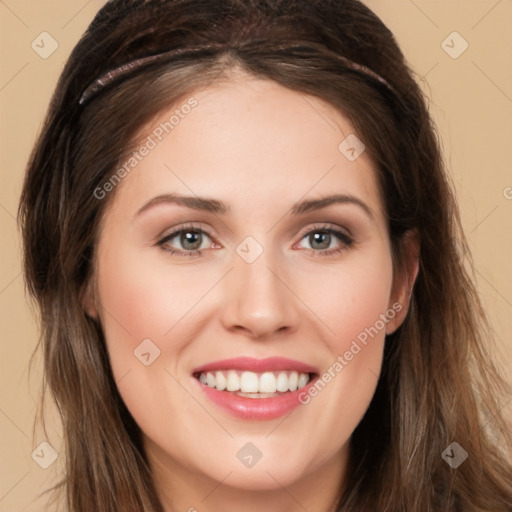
xmin=192 ymin=357 xmax=319 ymax=420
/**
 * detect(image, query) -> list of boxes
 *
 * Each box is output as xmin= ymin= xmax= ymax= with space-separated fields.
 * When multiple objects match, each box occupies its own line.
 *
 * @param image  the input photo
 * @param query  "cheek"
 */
xmin=294 ymin=247 xmax=393 ymax=420
xmin=296 ymin=244 xmax=395 ymax=404
xmin=94 ymin=246 xmax=207 ymax=435
xmin=300 ymin=248 xmax=393 ymax=351
xmin=94 ymin=244 xmax=205 ymax=378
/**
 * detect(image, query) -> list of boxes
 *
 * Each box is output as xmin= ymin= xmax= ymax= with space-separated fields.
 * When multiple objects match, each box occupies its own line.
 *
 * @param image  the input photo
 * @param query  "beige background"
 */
xmin=1 ymin=1 xmax=511 ymax=510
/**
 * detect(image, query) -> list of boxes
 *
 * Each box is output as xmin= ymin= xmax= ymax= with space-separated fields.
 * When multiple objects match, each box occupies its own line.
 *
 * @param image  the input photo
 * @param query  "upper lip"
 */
xmin=192 ymin=356 xmax=319 ymax=375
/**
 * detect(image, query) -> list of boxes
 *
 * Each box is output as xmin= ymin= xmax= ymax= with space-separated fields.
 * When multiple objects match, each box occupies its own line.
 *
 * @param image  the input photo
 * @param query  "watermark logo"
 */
xmin=31 ymin=32 xmax=58 ymax=59
xmin=237 ymin=442 xmax=263 ymax=468
xmin=236 ymin=236 xmax=264 ymax=264
xmin=442 ymin=442 xmax=468 ymax=468
xmin=31 ymin=441 xmax=58 ymax=469
xmin=134 ymin=338 xmax=161 ymax=366
xmin=339 ymin=134 xmax=366 ymax=162
xmin=441 ymin=31 xmax=469 ymax=59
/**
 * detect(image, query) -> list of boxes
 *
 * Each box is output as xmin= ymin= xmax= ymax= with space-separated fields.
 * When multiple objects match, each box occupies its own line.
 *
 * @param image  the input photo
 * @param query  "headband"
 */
xmin=79 ymin=41 xmax=396 ymax=105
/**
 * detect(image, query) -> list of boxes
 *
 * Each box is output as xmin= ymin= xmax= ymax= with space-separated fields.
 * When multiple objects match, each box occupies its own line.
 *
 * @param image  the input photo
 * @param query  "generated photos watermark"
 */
xmin=298 ymin=301 xmax=403 ymax=404
xmin=93 ymin=97 xmax=198 ymax=200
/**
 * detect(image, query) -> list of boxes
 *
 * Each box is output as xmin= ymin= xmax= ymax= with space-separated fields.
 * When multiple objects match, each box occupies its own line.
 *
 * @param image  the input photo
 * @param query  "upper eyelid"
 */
xmin=158 ymin=223 xmax=216 ymax=243
xmin=298 ymin=223 xmax=353 ymax=239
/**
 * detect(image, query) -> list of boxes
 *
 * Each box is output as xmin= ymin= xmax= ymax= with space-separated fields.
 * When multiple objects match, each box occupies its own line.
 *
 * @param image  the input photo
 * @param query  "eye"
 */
xmin=155 ymin=222 xmax=354 ymax=259
xmin=156 ymin=223 xmax=215 ymax=257
xmin=296 ymin=224 xmax=354 ymax=256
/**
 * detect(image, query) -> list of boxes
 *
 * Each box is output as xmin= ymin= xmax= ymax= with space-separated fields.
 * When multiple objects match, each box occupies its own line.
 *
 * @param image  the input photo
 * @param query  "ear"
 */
xmin=386 ymin=229 xmax=420 ymax=335
xmin=82 ymin=278 xmax=99 ymax=320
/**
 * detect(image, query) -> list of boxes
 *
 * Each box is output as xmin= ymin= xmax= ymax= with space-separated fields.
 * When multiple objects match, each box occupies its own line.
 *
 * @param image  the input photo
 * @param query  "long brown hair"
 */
xmin=19 ymin=0 xmax=512 ymax=510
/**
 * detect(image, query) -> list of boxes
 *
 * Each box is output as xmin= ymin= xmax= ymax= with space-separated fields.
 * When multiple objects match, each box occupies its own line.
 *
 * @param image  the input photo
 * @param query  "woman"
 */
xmin=18 ymin=0 xmax=512 ymax=510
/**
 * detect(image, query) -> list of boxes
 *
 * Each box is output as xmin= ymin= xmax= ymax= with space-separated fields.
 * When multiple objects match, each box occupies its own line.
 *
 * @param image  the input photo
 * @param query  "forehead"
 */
xmin=105 ymin=73 xmax=385 ymax=222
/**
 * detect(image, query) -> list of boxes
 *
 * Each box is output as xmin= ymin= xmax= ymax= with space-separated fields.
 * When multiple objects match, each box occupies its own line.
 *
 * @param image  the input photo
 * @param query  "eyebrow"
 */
xmin=135 ymin=193 xmax=375 ymax=220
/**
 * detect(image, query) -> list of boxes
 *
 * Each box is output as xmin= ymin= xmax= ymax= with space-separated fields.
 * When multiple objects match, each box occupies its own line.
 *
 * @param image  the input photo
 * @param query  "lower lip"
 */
xmin=194 ymin=375 xmax=318 ymax=420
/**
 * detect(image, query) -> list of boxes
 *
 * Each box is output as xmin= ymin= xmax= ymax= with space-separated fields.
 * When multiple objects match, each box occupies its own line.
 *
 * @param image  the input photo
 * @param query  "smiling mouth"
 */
xmin=193 ymin=369 xmax=317 ymax=398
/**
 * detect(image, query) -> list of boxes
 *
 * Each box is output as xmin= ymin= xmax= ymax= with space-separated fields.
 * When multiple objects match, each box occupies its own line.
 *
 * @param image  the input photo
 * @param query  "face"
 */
xmin=87 ymin=71 xmax=414 ymax=506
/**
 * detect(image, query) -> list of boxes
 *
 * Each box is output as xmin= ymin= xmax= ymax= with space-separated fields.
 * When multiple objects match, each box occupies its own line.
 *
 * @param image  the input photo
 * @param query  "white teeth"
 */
xmin=226 ymin=370 xmax=240 ymax=391
xmin=240 ymin=371 xmax=259 ymax=393
xmin=298 ymin=373 xmax=309 ymax=389
xmin=206 ymin=372 xmax=215 ymax=388
xmin=197 ymin=369 xmax=312 ymax=394
xmin=215 ymin=371 xmax=226 ymax=391
xmin=276 ymin=371 xmax=289 ymax=392
xmin=259 ymin=372 xmax=276 ymax=393
xmin=288 ymin=371 xmax=298 ymax=391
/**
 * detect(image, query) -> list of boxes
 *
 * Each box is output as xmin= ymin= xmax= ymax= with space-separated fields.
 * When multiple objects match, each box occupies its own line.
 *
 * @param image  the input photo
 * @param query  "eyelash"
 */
xmin=155 ymin=222 xmax=354 ymax=258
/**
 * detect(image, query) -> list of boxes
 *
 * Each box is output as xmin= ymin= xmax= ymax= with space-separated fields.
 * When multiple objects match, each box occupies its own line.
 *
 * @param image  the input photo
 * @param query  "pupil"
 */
xmin=311 ymin=232 xmax=330 ymax=250
xmin=182 ymin=231 xmax=201 ymax=250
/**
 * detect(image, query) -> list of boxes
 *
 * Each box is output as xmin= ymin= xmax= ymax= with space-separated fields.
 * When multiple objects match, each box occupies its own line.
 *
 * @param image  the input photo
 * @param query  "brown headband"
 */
xmin=79 ymin=41 xmax=396 ymax=105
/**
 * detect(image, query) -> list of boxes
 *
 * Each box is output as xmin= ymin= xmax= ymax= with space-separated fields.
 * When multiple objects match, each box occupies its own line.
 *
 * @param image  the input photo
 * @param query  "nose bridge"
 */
xmin=220 ymin=241 xmax=300 ymax=339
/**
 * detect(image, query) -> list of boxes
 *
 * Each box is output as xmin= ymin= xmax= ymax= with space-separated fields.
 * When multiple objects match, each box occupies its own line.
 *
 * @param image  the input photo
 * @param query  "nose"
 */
xmin=220 ymin=248 xmax=301 ymax=341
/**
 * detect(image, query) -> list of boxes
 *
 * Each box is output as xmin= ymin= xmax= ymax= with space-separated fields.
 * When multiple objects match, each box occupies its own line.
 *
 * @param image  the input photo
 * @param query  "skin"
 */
xmin=85 ymin=70 xmax=419 ymax=512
